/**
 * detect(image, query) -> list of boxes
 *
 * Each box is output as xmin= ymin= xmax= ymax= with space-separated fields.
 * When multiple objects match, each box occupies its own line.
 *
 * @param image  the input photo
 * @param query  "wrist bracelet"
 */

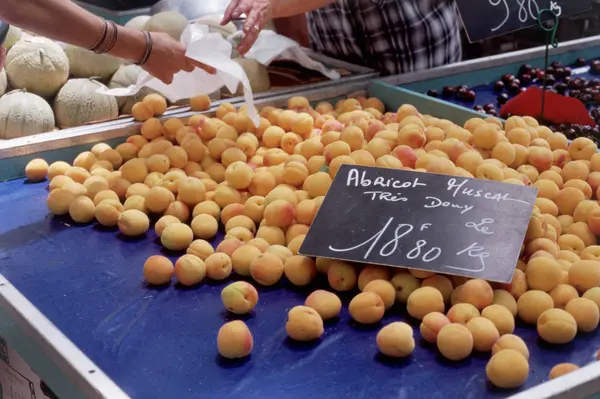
xmin=93 ymin=20 xmax=115 ymax=54
xmin=88 ymin=18 xmax=108 ymax=52
xmin=103 ymin=21 xmax=118 ymax=54
xmin=135 ymin=31 xmax=153 ymax=66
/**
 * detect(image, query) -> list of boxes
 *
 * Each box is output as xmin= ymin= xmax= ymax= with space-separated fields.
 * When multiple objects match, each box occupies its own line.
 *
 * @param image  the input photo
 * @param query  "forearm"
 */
xmin=0 ymin=0 xmax=145 ymax=62
xmin=272 ymin=0 xmax=336 ymax=18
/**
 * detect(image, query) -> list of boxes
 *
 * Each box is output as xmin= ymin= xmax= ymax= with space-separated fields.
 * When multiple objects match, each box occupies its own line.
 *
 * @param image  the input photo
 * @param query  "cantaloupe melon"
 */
xmin=145 ymin=11 xmax=188 ymax=40
xmin=125 ymin=15 xmax=151 ymax=30
xmin=0 ymin=90 xmax=55 ymax=139
xmin=53 ymin=78 xmax=119 ymax=128
xmin=5 ymin=39 xmax=69 ymax=97
xmin=229 ymin=58 xmax=270 ymax=97
xmin=64 ymin=45 xmax=122 ymax=80
xmin=5 ymin=26 xmax=22 ymax=50
xmin=109 ymin=64 xmax=157 ymax=114
xmin=192 ymin=15 xmax=237 ymax=38
xmin=0 ymin=69 xmax=7 ymax=96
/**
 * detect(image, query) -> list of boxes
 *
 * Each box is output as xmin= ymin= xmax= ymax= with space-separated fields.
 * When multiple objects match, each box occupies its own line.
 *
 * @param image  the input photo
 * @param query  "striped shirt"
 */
xmin=307 ymin=0 xmax=462 ymax=75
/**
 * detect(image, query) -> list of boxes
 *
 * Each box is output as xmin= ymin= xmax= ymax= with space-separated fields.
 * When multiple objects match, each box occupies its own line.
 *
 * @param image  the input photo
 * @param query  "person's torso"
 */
xmin=307 ymin=0 xmax=462 ymax=75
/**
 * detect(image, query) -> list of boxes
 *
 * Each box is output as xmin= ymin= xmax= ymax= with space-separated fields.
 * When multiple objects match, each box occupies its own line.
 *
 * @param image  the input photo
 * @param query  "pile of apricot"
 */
xmin=29 ymin=91 xmax=600 ymax=389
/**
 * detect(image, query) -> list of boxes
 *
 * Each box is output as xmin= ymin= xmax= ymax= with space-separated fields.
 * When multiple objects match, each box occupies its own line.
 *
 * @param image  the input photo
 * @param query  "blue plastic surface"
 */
xmin=1 ymin=178 xmax=600 ymax=398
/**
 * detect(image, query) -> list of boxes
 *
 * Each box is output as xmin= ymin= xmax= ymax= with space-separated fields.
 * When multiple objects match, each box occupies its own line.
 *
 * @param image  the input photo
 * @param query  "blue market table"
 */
xmin=1 ymin=73 xmax=600 ymax=399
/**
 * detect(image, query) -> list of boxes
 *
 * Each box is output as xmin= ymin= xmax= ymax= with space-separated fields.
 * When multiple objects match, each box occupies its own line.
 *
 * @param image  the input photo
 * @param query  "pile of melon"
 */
xmin=0 ymin=11 xmax=276 ymax=141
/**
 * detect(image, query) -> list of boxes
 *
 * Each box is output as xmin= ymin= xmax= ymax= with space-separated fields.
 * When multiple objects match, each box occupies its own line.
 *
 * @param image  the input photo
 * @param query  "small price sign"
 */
xmin=456 ymin=0 xmax=592 ymax=42
xmin=299 ymin=165 xmax=538 ymax=283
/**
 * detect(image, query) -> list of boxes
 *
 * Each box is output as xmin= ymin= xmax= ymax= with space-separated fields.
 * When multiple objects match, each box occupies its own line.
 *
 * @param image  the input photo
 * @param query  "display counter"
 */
xmin=2 ymin=76 xmax=600 ymax=399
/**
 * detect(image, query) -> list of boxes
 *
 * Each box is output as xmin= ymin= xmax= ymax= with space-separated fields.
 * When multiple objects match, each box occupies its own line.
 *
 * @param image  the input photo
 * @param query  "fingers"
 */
xmin=222 ymin=0 xmax=241 ymax=25
xmin=238 ymin=11 xmax=264 ymax=55
xmin=182 ymin=62 xmax=196 ymax=73
xmin=185 ymin=58 xmax=217 ymax=75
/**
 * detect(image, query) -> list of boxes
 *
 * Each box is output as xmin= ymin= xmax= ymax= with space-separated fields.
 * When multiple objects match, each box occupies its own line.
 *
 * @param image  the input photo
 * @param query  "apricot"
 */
xmin=406 ymin=286 xmax=444 ymax=320
xmin=486 ymin=350 xmax=529 ymax=388
xmin=265 ymin=245 xmax=293 ymax=263
xmin=437 ymin=323 xmax=473 ymax=361
xmin=204 ymin=253 xmax=233 ymax=280
xmin=117 ymin=209 xmax=149 ymax=236
xmin=492 ymin=290 xmax=517 ymax=317
xmin=143 ymin=255 xmax=174 ymax=285
xmin=466 ymin=317 xmax=499 ymax=352
xmin=376 ymin=322 xmax=415 ymax=358
xmin=549 ymin=363 xmax=580 ymax=380
xmin=549 ymin=284 xmax=579 ymax=309
xmin=481 ymin=304 xmax=514 ymax=335
xmin=94 ymin=200 xmax=123 ymax=227
xmin=363 ymin=279 xmax=396 ymax=310
xmin=583 ymin=287 xmax=600 ymax=309
xmin=565 ymin=297 xmax=599 ymax=333
xmin=263 ymin=199 xmax=295 ymax=228
xmin=285 ymin=306 xmax=324 ymax=341
xmin=190 ymin=214 xmax=219 ymax=239
xmin=249 ymin=252 xmax=284 ymax=286
xmin=190 ymin=94 xmax=211 ymax=111
xmin=525 ymin=257 xmax=562 ymax=292
xmin=186 ymin=239 xmax=214 ymax=260
xmin=174 ymin=254 xmax=205 ymax=286
xmin=221 ymin=281 xmax=259 ymax=315
xmin=217 ymin=320 xmax=253 ymax=359
xmin=390 ymin=272 xmax=421 ymax=303
xmin=537 ymin=308 xmax=577 ymax=344
xmin=283 ymin=255 xmax=317 ymax=286
xmin=327 ymin=260 xmax=358 ymax=291
xmin=126 ymin=183 xmax=149 ymax=198
xmin=123 ymin=195 xmax=147 ymax=214
xmin=121 ymin=158 xmax=148 ymax=183
xmin=47 ymin=161 xmax=71 ymax=181
xmin=569 ymin=137 xmax=597 ymax=160
xmin=420 ymin=312 xmax=451 ymax=343
xmin=161 ymin=223 xmax=193 ymax=251
xmin=215 ymin=238 xmax=244 ymax=256
xmin=447 ymin=303 xmax=480 ymax=324
xmin=25 ymin=158 xmax=49 ymax=182
xmin=421 ymin=275 xmax=453 ymax=303
xmin=492 ymin=334 xmax=529 ymax=359
xmin=305 ymin=290 xmax=342 ymax=320
xmin=231 ymin=245 xmax=261 ymax=277
xmin=569 ymin=260 xmax=600 ymax=291
xmin=461 ymin=279 xmax=493 ymax=310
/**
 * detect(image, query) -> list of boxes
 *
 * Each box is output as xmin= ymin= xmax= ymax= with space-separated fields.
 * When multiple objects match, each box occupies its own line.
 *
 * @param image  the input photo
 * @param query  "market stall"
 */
xmin=2 ymin=71 xmax=600 ymax=399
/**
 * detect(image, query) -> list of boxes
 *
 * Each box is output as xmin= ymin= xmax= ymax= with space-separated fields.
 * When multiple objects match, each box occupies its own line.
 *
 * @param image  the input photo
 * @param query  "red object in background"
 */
xmin=499 ymin=87 xmax=596 ymax=127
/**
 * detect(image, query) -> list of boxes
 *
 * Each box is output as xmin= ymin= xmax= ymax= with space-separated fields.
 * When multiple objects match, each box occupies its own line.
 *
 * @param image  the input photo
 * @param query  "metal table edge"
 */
xmin=0 ymin=274 xmax=130 ymax=399
xmin=0 ymin=77 xmax=376 ymax=161
xmin=508 ymin=360 xmax=600 ymax=399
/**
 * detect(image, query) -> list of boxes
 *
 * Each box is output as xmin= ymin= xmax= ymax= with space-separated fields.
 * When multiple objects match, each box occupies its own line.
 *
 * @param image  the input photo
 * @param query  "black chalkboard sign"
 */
xmin=299 ymin=165 xmax=538 ymax=283
xmin=456 ymin=0 xmax=592 ymax=43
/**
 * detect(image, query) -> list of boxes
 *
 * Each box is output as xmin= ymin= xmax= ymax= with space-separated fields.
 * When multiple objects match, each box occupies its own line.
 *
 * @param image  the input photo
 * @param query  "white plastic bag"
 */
xmin=228 ymin=30 xmax=341 ymax=80
xmin=98 ymin=24 xmax=259 ymax=126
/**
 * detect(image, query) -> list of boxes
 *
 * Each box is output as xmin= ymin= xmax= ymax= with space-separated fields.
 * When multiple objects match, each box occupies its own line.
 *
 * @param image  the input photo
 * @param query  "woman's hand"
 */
xmin=221 ymin=0 xmax=275 ymax=54
xmin=141 ymin=32 xmax=215 ymax=84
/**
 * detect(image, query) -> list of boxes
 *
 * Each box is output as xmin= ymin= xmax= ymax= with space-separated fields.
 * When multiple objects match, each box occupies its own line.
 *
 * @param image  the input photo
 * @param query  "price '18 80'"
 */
xmin=489 ymin=0 xmax=540 ymax=32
